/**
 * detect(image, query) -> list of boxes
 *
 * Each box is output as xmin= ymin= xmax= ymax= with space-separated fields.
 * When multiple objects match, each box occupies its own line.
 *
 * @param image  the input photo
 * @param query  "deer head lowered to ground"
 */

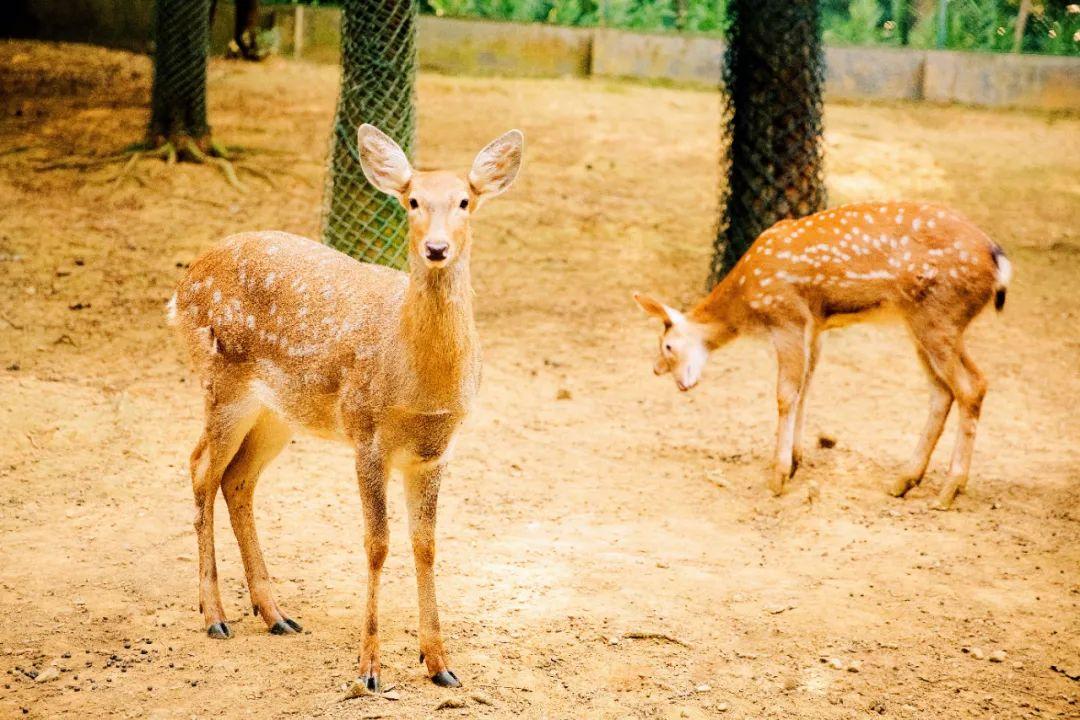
xmin=635 ymin=202 xmax=1011 ymax=510
xmin=169 ymin=124 xmax=523 ymax=689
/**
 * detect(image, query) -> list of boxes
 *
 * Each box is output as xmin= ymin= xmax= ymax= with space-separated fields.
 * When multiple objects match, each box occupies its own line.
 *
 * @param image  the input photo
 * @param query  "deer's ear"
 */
xmin=469 ymin=129 xmax=523 ymax=209
xmin=357 ymin=124 xmax=413 ymax=201
xmin=633 ymin=292 xmax=683 ymax=327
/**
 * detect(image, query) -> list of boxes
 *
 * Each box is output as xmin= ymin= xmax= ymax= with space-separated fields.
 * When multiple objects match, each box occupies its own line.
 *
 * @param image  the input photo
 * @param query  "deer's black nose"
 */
xmin=425 ymin=242 xmax=449 ymax=261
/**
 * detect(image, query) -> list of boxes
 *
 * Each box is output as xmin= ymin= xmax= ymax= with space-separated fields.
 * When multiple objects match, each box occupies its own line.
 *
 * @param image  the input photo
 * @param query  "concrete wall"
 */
xmin=418 ymin=17 xmax=591 ymax=78
xmin=924 ymin=50 xmax=1080 ymax=111
xmin=824 ymin=46 xmax=926 ymax=102
xmin=592 ymin=28 xmax=723 ymax=87
xmin=5 ymin=2 xmax=1079 ymax=111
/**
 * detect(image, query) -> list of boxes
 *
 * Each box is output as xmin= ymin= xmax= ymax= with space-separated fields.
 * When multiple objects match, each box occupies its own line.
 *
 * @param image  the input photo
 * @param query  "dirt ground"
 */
xmin=1 ymin=41 xmax=1078 ymax=720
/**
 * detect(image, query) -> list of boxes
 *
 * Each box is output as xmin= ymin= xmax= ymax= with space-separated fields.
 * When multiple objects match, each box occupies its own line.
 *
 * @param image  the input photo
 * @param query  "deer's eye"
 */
xmin=459 ymin=198 xmax=469 ymax=210
xmin=664 ymin=343 xmax=673 ymax=353
xmin=408 ymin=198 xmax=419 ymax=210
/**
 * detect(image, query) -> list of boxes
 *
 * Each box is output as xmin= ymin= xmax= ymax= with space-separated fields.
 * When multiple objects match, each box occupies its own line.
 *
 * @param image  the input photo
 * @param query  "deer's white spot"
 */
xmin=246 ymin=314 xmax=255 ymax=329
xmin=912 ymin=218 xmax=922 ymax=231
xmin=212 ymin=290 xmax=222 ymax=304
xmin=264 ymin=273 xmax=276 ymax=288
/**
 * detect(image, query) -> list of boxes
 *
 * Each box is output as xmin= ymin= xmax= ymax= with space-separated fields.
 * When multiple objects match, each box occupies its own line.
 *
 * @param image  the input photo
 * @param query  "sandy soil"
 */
xmin=1 ymin=41 xmax=1078 ymax=720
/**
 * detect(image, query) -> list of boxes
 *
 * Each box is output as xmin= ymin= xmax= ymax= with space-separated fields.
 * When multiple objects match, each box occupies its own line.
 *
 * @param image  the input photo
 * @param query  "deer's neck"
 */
xmin=398 ymin=256 xmax=479 ymax=411
xmin=689 ymin=270 xmax=747 ymax=348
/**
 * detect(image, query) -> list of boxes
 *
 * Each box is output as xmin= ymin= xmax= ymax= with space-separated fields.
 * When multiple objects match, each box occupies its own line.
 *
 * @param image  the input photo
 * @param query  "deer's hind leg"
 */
xmin=191 ymin=390 xmax=261 ymax=639
xmin=889 ymin=344 xmax=954 ymax=498
xmin=220 ymin=409 xmax=301 ymax=635
xmin=904 ymin=320 xmax=986 ymax=510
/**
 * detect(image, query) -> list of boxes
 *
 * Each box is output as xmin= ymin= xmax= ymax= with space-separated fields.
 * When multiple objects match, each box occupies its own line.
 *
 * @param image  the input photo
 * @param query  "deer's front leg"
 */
xmin=356 ymin=444 xmax=389 ymax=691
xmin=404 ymin=463 xmax=461 ymax=688
xmin=770 ymin=326 xmax=807 ymax=496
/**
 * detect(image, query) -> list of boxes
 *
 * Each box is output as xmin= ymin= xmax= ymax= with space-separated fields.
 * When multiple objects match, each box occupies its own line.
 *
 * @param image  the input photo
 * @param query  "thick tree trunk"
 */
xmin=710 ymin=0 xmax=826 ymax=285
xmin=322 ymin=0 xmax=417 ymax=267
xmin=148 ymin=0 xmax=212 ymax=147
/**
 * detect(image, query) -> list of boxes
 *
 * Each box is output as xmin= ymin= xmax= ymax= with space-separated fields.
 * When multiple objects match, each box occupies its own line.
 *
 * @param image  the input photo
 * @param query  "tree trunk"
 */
xmin=894 ymin=0 xmax=913 ymax=45
xmin=1013 ymin=0 xmax=1031 ymax=53
xmin=148 ymin=0 xmax=212 ymax=147
xmin=710 ymin=0 xmax=826 ymax=285
xmin=322 ymin=0 xmax=417 ymax=267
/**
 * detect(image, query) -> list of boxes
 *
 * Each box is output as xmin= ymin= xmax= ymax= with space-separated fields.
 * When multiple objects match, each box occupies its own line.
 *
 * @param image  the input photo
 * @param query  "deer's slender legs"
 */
xmin=770 ymin=326 xmax=808 ymax=496
xmin=191 ymin=394 xmax=260 ymax=638
xmin=890 ymin=345 xmax=954 ymax=498
xmin=355 ymin=444 xmax=389 ymax=692
xmin=905 ymin=323 xmax=986 ymax=509
xmin=938 ymin=348 xmax=986 ymax=507
xmin=791 ymin=328 xmax=821 ymax=475
xmin=220 ymin=410 xmax=299 ymax=634
xmin=404 ymin=463 xmax=460 ymax=687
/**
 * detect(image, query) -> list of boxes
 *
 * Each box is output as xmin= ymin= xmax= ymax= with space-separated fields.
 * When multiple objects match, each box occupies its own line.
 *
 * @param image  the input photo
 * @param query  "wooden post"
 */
xmin=936 ymin=0 xmax=948 ymax=49
xmin=1013 ymin=0 xmax=1031 ymax=53
xmin=293 ymin=4 xmax=304 ymax=60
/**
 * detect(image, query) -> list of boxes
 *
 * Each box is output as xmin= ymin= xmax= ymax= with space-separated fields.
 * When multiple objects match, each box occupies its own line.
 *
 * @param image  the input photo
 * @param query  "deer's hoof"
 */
xmin=359 ymin=672 xmax=380 ymax=692
xmin=888 ymin=477 xmax=915 ymax=498
xmin=207 ymin=622 xmax=232 ymax=639
xmin=270 ymin=618 xmax=302 ymax=635
xmin=431 ymin=669 xmax=461 ymax=688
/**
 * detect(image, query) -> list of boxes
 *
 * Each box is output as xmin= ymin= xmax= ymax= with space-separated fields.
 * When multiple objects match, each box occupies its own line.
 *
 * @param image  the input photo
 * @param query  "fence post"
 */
xmin=936 ymin=0 xmax=948 ymax=49
xmin=293 ymin=4 xmax=304 ymax=59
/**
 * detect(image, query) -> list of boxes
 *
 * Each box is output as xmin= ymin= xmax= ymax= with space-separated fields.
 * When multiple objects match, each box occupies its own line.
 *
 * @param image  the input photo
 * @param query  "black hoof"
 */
xmin=207 ymin=622 xmax=232 ymax=639
xmin=419 ymin=652 xmax=425 ymax=665
xmin=285 ymin=617 xmax=303 ymax=632
xmin=431 ymin=669 xmax=461 ymax=688
xmin=360 ymin=673 xmax=380 ymax=693
xmin=270 ymin=619 xmax=299 ymax=635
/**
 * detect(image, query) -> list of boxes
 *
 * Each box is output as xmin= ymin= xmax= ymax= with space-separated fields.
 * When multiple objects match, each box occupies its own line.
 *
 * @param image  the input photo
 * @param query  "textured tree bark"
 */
xmin=323 ymin=0 xmax=417 ymax=267
xmin=710 ymin=0 xmax=827 ymax=286
xmin=147 ymin=0 xmax=212 ymax=148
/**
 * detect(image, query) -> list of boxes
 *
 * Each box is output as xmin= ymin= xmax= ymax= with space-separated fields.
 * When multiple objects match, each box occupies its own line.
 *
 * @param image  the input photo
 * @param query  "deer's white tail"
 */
xmin=991 ymin=245 xmax=1011 ymax=312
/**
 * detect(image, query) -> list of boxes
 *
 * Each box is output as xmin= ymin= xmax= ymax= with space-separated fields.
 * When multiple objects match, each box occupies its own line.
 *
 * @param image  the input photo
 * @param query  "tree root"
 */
xmin=37 ymin=138 xmax=292 ymax=192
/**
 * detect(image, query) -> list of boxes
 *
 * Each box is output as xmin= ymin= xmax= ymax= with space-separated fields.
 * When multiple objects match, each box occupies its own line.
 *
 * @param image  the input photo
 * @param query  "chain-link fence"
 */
xmin=322 ymin=0 xmax=418 ymax=268
xmin=148 ymin=0 xmax=211 ymax=145
xmin=709 ymin=0 xmax=827 ymax=285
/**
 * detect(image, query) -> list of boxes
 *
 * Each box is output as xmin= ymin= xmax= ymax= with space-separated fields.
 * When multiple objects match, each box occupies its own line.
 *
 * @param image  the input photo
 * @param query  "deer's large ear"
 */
xmin=357 ymin=124 xmax=413 ymax=201
xmin=633 ymin=292 xmax=684 ymax=328
xmin=468 ymin=129 xmax=523 ymax=210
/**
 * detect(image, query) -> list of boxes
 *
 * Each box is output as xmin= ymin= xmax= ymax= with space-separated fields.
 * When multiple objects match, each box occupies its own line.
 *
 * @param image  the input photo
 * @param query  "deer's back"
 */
xmin=170 ymin=231 xmax=407 ymax=436
xmin=731 ymin=202 xmax=998 ymax=323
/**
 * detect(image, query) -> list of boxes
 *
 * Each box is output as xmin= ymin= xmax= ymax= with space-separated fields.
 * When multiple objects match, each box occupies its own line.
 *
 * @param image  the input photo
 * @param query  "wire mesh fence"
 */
xmin=710 ymin=0 xmax=827 ymax=285
xmin=322 ymin=0 xmax=418 ymax=268
xmin=148 ymin=0 xmax=212 ymax=144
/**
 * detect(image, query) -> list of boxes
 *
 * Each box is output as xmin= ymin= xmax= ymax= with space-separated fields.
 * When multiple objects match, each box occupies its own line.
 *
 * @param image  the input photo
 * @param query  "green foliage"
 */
xmin=823 ymin=0 xmax=886 ymax=45
xmin=268 ymin=0 xmax=1078 ymax=55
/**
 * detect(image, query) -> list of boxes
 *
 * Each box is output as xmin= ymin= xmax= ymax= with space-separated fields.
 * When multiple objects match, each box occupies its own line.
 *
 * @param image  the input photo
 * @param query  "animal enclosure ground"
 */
xmin=0 ymin=41 xmax=1078 ymax=720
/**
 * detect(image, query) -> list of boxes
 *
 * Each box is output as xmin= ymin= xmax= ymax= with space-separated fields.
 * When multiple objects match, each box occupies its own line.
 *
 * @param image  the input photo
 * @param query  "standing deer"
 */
xmin=635 ymin=202 xmax=1011 ymax=509
xmin=168 ymin=124 xmax=523 ymax=689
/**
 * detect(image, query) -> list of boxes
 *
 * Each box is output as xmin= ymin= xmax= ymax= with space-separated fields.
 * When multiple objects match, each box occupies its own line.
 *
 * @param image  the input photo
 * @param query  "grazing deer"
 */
xmin=168 ymin=124 xmax=523 ymax=689
xmin=635 ymin=202 xmax=1011 ymax=509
